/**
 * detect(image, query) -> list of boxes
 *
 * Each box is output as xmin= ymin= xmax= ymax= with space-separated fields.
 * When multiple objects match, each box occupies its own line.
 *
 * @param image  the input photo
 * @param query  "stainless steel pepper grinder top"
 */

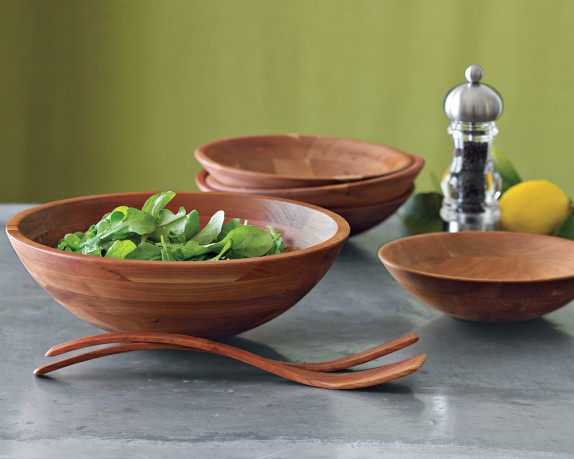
xmin=440 ymin=64 xmax=503 ymax=232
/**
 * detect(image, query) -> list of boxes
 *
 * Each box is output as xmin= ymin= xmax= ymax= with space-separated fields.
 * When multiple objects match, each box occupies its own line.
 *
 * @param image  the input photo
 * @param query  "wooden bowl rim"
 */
xmin=6 ymin=191 xmax=350 ymax=268
xmin=197 ymin=154 xmax=424 ymax=194
xmin=378 ymin=231 xmax=574 ymax=284
xmin=194 ymin=133 xmax=414 ymax=184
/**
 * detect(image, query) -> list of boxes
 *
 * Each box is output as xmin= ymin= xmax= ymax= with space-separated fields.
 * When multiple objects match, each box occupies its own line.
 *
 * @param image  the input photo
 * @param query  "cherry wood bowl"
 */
xmin=6 ymin=192 xmax=350 ymax=339
xmin=378 ymin=232 xmax=574 ymax=322
xmin=195 ymin=154 xmax=423 ymax=209
xmin=195 ymin=134 xmax=414 ymax=189
xmin=331 ymin=186 xmax=414 ymax=236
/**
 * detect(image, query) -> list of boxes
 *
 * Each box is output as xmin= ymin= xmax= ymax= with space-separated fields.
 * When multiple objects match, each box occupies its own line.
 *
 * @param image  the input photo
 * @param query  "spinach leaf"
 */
xmin=150 ymin=206 xmax=187 ymax=242
xmin=78 ymin=238 xmax=104 ymax=256
xmin=105 ymin=240 xmax=138 ymax=259
xmin=182 ymin=238 xmax=228 ymax=259
xmin=210 ymin=238 xmax=232 ymax=260
xmin=227 ymin=225 xmax=274 ymax=258
xmin=217 ymin=218 xmax=242 ymax=241
xmin=142 ymin=191 xmax=176 ymax=219
xmin=156 ymin=206 xmax=187 ymax=227
xmin=63 ymin=233 xmax=82 ymax=251
xmin=97 ymin=208 xmax=156 ymax=242
xmin=160 ymin=235 xmax=176 ymax=261
xmin=192 ymin=210 xmax=224 ymax=245
xmin=178 ymin=210 xmax=200 ymax=241
xmin=125 ymin=242 xmax=162 ymax=261
xmin=166 ymin=209 xmax=200 ymax=242
xmin=265 ymin=225 xmax=285 ymax=255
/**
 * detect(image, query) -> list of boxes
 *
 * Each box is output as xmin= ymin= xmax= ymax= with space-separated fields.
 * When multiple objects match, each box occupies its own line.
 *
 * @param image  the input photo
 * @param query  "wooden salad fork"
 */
xmin=34 ymin=332 xmax=427 ymax=390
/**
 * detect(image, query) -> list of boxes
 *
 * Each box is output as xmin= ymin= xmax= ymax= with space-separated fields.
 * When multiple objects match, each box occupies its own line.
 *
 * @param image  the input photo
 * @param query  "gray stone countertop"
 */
xmin=1 ymin=204 xmax=573 ymax=458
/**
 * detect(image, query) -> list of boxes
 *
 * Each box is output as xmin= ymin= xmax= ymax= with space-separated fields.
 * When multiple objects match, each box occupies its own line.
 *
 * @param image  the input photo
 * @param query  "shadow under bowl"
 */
xmin=378 ymin=231 xmax=574 ymax=322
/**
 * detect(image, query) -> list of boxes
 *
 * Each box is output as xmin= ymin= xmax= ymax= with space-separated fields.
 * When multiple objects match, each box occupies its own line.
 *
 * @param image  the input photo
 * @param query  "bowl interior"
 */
xmin=13 ymin=191 xmax=346 ymax=255
xmin=198 ymin=154 xmax=423 ymax=194
xmin=196 ymin=134 xmax=413 ymax=182
xmin=379 ymin=231 xmax=574 ymax=282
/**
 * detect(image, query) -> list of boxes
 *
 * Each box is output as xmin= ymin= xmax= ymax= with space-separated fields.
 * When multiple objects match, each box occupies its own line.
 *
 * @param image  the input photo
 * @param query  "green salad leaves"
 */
xmin=56 ymin=191 xmax=285 ymax=261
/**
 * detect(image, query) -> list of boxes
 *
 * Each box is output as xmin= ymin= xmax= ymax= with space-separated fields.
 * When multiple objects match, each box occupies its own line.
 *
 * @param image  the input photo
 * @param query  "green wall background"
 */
xmin=2 ymin=0 xmax=574 ymax=203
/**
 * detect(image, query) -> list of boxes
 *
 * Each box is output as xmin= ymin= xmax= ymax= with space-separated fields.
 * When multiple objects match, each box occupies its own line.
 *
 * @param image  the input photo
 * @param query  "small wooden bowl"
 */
xmin=331 ymin=186 xmax=414 ymax=236
xmin=195 ymin=134 xmax=414 ymax=189
xmin=195 ymin=154 xmax=423 ymax=209
xmin=6 ymin=192 xmax=349 ymax=339
xmin=378 ymin=232 xmax=574 ymax=322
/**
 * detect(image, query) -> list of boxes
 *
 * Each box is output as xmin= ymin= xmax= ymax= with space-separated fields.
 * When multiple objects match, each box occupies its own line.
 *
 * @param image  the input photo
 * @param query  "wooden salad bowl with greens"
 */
xmin=6 ymin=191 xmax=350 ymax=339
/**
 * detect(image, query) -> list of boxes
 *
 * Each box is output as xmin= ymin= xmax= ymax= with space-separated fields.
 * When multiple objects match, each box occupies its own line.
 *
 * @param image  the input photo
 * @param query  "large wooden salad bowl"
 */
xmin=6 ymin=192 xmax=350 ymax=339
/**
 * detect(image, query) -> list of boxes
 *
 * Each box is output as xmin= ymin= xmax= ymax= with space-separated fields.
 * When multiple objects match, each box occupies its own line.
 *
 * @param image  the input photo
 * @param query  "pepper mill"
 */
xmin=440 ymin=64 xmax=503 ymax=232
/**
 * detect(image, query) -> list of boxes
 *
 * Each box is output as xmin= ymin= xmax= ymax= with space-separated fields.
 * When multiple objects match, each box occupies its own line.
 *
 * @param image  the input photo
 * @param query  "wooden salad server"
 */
xmin=34 ymin=332 xmax=426 ymax=390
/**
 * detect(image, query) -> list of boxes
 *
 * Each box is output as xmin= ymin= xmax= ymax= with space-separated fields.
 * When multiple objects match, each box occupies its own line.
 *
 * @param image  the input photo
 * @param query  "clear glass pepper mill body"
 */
xmin=440 ymin=121 xmax=502 ymax=231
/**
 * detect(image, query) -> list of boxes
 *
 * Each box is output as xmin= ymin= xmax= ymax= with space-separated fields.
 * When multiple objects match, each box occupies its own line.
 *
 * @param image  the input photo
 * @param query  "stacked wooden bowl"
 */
xmin=195 ymin=134 xmax=424 ymax=235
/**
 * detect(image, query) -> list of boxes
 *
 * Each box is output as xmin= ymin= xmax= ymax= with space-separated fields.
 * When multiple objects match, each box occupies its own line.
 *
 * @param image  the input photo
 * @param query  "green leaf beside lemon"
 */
xmin=553 ymin=204 xmax=574 ymax=240
xmin=491 ymin=148 xmax=522 ymax=193
xmin=398 ymin=192 xmax=443 ymax=234
xmin=399 ymin=149 xmax=574 ymax=240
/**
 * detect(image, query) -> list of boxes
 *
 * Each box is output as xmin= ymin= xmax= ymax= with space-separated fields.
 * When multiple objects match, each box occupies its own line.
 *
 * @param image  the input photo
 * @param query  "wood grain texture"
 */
xmin=6 ymin=192 xmax=350 ymax=338
xmin=194 ymin=134 xmax=414 ymax=189
xmin=331 ymin=186 xmax=414 ymax=236
xmin=197 ymin=175 xmax=415 ymax=236
xmin=378 ymin=231 xmax=574 ymax=322
xmin=34 ymin=331 xmax=426 ymax=390
xmin=195 ymin=154 xmax=423 ymax=209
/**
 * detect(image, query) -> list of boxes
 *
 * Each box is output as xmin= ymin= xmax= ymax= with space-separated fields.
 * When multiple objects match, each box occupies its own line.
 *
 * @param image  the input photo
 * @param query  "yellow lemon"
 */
xmin=499 ymin=180 xmax=570 ymax=234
